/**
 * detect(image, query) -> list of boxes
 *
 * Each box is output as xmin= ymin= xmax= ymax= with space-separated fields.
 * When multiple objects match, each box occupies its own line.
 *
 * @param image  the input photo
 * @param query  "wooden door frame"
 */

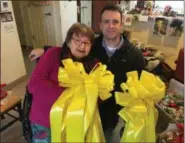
xmin=12 ymin=1 xmax=33 ymax=48
xmin=77 ymin=0 xmax=81 ymax=22
xmin=77 ymin=0 xmax=93 ymax=27
xmin=27 ymin=2 xmax=37 ymax=48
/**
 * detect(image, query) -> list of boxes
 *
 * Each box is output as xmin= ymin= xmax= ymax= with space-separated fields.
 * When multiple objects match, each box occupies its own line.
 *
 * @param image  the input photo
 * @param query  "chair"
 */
xmin=160 ymin=48 xmax=184 ymax=83
xmin=22 ymin=45 xmax=53 ymax=142
xmin=0 ymin=94 xmax=22 ymax=132
xmin=174 ymin=48 xmax=184 ymax=83
xmin=22 ymin=87 xmax=32 ymax=143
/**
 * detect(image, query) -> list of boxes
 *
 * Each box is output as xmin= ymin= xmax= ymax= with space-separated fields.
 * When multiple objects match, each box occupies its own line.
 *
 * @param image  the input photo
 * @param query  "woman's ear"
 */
xmin=66 ymin=41 xmax=71 ymax=47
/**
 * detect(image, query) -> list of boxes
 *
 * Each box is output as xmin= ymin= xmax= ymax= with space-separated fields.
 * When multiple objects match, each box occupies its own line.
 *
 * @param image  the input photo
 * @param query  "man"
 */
xmin=29 ymin=4 xmax=145 ymax=142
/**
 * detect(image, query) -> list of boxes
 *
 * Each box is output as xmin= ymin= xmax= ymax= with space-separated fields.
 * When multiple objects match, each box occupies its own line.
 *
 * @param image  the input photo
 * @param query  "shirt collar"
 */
xmin=102 ymin=35 xmax=124 ymax=50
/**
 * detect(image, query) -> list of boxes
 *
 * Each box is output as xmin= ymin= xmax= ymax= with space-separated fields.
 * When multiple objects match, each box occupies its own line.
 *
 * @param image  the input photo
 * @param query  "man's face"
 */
xmin=100 ymin=10 xmax=123 ymax=40
xmin=68 ymin=34 xmax=91 ymax=59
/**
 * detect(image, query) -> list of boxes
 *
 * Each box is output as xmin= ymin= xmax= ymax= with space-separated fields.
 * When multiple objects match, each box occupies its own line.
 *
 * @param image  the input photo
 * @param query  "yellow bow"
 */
xmin=50 ymin=58 xmax=114 ymax=142
xmin=115 ymin=70 xmax=165 ymax=142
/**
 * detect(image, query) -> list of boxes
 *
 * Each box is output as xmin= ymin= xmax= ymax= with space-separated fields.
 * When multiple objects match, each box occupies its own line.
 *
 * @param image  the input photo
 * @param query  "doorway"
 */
xmin=12 ymin=1 xmax=62 ymax=75
xmin=12 ymin=1 xmax=62 ymax=49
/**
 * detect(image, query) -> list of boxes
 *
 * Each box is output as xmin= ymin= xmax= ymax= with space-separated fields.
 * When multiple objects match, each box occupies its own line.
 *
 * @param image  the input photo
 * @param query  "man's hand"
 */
xmin=29 ymin=48 xmax=44 ymax=61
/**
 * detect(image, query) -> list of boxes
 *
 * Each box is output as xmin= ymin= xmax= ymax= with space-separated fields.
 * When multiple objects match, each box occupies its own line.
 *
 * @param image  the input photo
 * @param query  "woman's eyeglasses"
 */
xmin=72 ymin=37 xmax=91 ymax=47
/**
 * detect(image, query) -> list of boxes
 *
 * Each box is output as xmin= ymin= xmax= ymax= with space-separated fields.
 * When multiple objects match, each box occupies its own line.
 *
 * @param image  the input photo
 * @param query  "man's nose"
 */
xmin=108 ymin=22 xmax=114 ymax=28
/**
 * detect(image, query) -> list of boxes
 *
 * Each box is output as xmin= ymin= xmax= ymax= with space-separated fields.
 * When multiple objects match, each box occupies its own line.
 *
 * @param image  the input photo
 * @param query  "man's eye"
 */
xmin=103 ymin=20 xmax=109 ymax=24
xmin=113 ymin=20 xmax=120 ymax=24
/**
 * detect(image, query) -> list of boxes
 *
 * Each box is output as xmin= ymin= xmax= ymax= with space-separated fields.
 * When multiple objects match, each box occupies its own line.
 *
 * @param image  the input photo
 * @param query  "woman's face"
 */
xmin=68 ymin=34 xmax=92 ymax=59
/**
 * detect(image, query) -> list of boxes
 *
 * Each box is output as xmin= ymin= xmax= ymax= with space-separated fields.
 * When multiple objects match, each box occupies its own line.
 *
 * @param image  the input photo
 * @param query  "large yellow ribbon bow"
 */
xmin=115 ymin=70 xmax=166 ymax=142
xmin=50 ymin=58 xmax=114 ymax=142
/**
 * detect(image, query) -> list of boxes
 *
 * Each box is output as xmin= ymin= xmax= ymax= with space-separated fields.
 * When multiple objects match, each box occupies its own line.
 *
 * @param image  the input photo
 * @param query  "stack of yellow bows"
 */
xmin=50 ymin=59 xmax=114 ymax=142
xmin=115 ymin=70 xmax=166 ymax=143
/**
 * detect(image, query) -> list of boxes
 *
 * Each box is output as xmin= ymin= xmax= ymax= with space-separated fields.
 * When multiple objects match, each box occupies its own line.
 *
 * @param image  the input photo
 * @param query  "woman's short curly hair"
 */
xmin=65 ymin=22 xmax=95 ymax=45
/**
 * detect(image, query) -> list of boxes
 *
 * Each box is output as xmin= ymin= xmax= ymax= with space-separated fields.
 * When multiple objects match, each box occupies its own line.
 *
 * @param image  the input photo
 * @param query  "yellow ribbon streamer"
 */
xmin=115 ymin=70 xmax=165 ymax=142
xmin=50 ymin=58 xmax=114 ymax=142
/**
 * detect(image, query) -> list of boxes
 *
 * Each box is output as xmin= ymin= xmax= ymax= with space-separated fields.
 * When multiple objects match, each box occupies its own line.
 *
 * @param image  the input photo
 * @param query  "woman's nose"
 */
xmin=79 ymin=42 xmax=85 ymax=49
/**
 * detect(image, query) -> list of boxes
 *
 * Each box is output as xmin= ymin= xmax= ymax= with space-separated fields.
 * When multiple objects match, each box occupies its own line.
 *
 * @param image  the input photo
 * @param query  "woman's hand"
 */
xmin=29 ymin=48 xmax=44 ymax=61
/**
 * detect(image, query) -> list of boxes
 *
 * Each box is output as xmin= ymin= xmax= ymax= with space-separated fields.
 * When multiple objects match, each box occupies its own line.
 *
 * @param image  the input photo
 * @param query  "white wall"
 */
xmin=129 ymin=1 xmax=137 ymax=11
xmin=59 ymin=1 xmax=77 ymax=42
xmin=1 ymin=1 xmax=26 ymax=84
xmin=120 ymin=0 xmax=137 ymax=11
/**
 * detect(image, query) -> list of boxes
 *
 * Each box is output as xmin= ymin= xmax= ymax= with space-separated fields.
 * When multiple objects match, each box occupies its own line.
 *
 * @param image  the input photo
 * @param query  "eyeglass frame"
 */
xmin=71 ymin=37 xmax=91 ymax=47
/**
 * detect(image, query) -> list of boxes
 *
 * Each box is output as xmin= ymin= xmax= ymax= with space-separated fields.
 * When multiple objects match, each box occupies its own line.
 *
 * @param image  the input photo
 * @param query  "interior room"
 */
xmin=1 ymin=0 xmax=184 ymax=142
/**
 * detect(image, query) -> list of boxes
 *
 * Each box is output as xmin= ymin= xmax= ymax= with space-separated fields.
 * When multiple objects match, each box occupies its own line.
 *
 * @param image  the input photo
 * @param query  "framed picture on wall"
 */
xmin=153 ymin=17 xmax=169 ymax=36
xmin=1 ymin=1 xmax=9 ymax=12
xmin=1 ymin=12 xmax=13 ymax=23
xmin=123 ymin=14 xmax=133 ymax=26
xmin=167 ymin=18 xmax=183 ymax=37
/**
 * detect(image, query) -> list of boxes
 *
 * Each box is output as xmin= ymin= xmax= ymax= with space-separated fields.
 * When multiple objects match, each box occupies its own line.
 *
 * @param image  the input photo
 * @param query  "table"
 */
xmin=0 ymin=95 xmax=22 ymax=132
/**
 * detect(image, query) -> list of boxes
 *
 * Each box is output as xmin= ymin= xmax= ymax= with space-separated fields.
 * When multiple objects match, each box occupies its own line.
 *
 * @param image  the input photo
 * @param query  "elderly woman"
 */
xmin=28 ymin=23 xmax=97 ymax=143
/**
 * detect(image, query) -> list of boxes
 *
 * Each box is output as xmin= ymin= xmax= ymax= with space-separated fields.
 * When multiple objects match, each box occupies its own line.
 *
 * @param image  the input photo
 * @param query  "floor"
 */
xmin=0 ymin=44 xmax=182 ymax=142
xmin=1 ymin=47 xmax=33 ymax=143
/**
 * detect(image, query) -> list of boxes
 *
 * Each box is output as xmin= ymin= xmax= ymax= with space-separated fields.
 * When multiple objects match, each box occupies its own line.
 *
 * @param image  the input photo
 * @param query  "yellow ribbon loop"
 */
xmin=50 ymin=58 xmax=114 ymax=142
xmin=115 ymin=70 xmax=165 ymax=143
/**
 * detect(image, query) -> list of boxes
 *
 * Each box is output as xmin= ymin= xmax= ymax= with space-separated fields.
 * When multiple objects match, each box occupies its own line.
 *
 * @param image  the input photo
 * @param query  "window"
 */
xmin=155 ymin=1 xmax=184 ymax=14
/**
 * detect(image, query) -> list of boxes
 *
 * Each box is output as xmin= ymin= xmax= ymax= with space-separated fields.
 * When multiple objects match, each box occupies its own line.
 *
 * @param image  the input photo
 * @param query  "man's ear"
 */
xmin=121 ymin=21 xmax=124 ymax=27
xmin=121 ymin=15 xmax=125 ymax=26
xmin=119 ymin=20 xmax=124 ymax=30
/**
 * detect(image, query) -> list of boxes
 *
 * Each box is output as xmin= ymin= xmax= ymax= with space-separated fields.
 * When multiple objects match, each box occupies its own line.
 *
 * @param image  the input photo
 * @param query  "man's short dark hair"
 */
xmin=100 ymin=4 xmax=123 ymax=22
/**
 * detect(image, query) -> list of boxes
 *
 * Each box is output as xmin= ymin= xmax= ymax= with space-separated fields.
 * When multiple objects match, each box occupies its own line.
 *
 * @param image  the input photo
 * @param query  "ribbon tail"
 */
xmin=120 ymin=101 xmax=147 ymax=142
xmin=66 ymin=86 xmax=86 ymax=142
xmin=145 ymin=100 xmax=157 ymax=142
xmin=85 ymin=84 xmax=102 ymax=142
xmin=50 ymin=89 xmax=74 ymax=142
xmin=90 ymin=106 xmax=105 ymax=142
xmin=121 ymin=113 xmax=146 ymax=142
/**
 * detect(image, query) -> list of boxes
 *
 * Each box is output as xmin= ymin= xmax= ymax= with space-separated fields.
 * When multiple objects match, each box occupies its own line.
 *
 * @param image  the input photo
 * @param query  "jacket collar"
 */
xmin=95 ymin=34 xmax=132 ymax=53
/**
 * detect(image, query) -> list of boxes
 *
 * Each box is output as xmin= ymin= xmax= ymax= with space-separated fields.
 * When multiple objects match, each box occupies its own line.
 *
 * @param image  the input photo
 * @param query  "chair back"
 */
xmin=22 ymin=87 xmax=32 ymax=143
